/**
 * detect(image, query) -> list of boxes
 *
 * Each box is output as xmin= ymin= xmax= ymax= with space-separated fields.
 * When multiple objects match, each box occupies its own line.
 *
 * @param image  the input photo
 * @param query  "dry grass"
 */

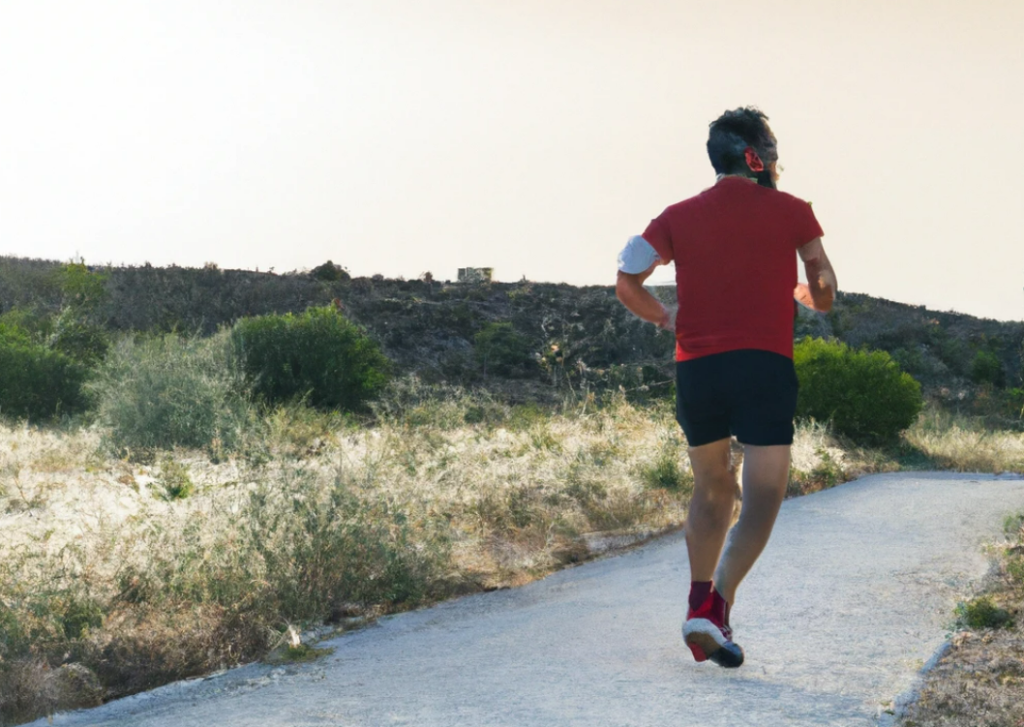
xmin=3 ymin=390 xmax=1023 ymax=725
xmin=897 ymin=514 xmax=1024 ymax=727
xmin=904 ymin=408 xmax=1024 ymax=474
xmin=0 ymin=388 xmax=710 ymax=725
xmin=787 ymin=407 xmax=1024 ymax=499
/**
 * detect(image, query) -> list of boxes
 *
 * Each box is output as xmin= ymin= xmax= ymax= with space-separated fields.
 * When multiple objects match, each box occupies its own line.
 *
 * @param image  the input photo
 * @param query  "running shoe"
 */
xmin=682 ymin=591 xmax=744 ymax=668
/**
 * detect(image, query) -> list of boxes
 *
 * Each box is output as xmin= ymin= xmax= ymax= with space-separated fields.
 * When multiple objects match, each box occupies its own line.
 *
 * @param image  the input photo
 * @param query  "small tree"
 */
xmin=49 ymin=260 xmax=111 ymax=365
xmin=57 ymin=260 xmax=108 ymax=311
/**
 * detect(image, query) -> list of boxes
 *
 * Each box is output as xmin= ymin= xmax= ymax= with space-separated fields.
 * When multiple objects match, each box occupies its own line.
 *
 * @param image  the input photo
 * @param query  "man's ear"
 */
xmin=744 ymin=147 xmax=764 ymax=172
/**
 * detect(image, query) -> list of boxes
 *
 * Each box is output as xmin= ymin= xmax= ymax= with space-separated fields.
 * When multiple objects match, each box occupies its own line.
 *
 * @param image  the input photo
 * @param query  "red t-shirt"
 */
xmin=642 ymin=177 xmax=823 ymax=362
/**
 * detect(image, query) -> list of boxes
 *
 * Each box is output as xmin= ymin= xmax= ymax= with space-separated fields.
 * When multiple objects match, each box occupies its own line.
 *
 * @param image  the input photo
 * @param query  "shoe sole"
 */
xmin=683 ymin=619 xmax=744 ymax=669
xmin=707 ymin=641 xmax=744 ymax=668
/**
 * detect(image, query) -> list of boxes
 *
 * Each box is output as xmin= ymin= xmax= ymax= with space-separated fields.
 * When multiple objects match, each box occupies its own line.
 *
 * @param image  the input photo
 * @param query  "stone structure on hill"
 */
xmin=458 ymin=267 xmax=493 ymax=284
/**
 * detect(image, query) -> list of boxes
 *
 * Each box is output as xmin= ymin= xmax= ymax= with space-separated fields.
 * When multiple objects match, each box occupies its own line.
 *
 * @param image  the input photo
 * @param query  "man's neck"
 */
xmin=716 ymin=173 xmax=757 ymax=183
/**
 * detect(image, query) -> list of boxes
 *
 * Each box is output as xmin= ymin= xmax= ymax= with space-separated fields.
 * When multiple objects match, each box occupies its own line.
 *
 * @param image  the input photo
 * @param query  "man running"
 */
xmin=615 ymin=107 xmax=837 ymax=668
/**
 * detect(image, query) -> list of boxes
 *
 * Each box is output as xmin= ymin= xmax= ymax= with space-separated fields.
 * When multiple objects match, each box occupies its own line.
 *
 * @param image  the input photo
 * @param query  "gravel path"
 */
xmin=34 ymin=472 xmax=1024 ymax=727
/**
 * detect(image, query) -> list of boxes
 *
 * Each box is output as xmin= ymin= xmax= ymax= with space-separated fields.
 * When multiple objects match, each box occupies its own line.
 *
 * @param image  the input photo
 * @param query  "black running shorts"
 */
xmin=675 ymin=349 xmax=799 ymax=447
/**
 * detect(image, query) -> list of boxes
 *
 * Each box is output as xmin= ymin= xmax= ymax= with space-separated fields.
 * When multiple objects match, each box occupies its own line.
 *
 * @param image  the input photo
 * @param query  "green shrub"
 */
xmin=309 ymin=260 xmax=350 ymax=282
xmin=57 ymin=260 xmax=108 ymax=311
xmin=0 ymin=263 xmax=110 ymax=369
xmin=0 ymin=324 xmax=89 ymax=421
xmin=971 ymin=349 xmax=1005 ymax=387
xmin=954 ymin=595 xmax=1012 ymax=630
xmin=474 ymin=322 xmax=534 ymax=377
xmin=49 ymin=307 xmax=110 ymax=366
xmin=889 ymin=346 xmax=925 ymax=378
xmin=794 ymin=337 xmax=923 ymax=446
xmin=1007 ymin=556 xmax=1024 ymax=585
xmin=927 ymin=327 xmax=972 ymax=377
xmin=0 ymin=307 xmax=54 ymax=341
xmin=231 ymin=306 xmax=390 ymax=411
xmin=90 ymin=332 xmax=249 ymax=454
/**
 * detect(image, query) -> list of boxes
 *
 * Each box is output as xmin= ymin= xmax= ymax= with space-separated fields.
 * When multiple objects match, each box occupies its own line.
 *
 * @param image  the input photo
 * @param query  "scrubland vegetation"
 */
xmin=897 ymin=512 xmax=1024 ymax=727
xmin=1 ymin=256 xmax=1024 ymax=724
xmin=0 ymin=385 xmax=700 ymax=723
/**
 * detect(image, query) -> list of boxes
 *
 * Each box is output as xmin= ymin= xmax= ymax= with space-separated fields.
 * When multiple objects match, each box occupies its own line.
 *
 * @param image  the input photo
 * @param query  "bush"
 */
xmin=57 ymin=260 xmax=108 ymax=311
xmin=794 ymin=337 xmax=923 ymax=446
xmin=0 ymin=324 xmax=89 ymax=421
xmin=971 ymin=349 xmax=1005 ymax=387
xmin=474 ymin=322 xmax=534 ymax=377
xmin=0 ymin=263 xmax=110 ymax=370
xmin=309 ymin=260 xmax=350 ymax=282
xmin=90 ymin=332 xmax=249 ymax=454
xmin=1007 ymin=556 xmax=1024 ymax=585
xmin=231 ymin=306 xmax=390 ymax=412
xmin=954 ymin=596 xmax=1013 ymax=630
xmin=0 ymin=306 xmax=54 ymax=340
xmin=48 ymin=307 xmax=110 ymax=366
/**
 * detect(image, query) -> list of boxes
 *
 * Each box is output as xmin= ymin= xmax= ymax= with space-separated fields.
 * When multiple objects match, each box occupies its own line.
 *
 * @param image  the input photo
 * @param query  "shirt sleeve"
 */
xmin=791 ymin=198 xmax=824 ymax=248
xmin=641 ymin=213 xmax=674 ymax=263
xmin=616 ymin=235 xmax=660 ymax=274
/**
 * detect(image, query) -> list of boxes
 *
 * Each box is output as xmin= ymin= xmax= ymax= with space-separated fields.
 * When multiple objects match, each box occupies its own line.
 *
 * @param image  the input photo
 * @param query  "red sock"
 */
xmin=689 ymin=581 xmax=713 ymax=611
xmin=712 ymin=588 xmax=729 ymax=625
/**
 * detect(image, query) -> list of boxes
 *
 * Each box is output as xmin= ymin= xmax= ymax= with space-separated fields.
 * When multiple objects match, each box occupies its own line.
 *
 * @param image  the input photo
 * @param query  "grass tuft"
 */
xmin=638 ymin=446 xmax=693 ymax=493
xmin=156 ymin=456 xmax=194 ymax=500
xmin=954 ymin=596 xmax=1013 ymax=630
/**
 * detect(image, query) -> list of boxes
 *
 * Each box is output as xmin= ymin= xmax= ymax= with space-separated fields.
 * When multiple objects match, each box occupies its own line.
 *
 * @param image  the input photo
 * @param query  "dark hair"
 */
xmin=706 ymin=107 xmax=777 ymax=176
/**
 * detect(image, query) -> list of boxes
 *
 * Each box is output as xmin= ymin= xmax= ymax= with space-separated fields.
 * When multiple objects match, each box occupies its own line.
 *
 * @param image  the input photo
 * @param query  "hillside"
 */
xmin=1 ymin=255 xmax=1022 ymax=404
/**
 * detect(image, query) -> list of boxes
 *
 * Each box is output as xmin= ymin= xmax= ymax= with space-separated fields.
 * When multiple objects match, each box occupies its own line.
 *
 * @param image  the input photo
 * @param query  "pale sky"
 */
xmin=2 ymin=1 xmax=1023 ymax=320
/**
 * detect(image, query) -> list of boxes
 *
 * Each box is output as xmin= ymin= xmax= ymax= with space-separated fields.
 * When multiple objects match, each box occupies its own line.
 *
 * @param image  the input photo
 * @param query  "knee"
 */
xmin=693 ymin=466 xmax=738 ymax=504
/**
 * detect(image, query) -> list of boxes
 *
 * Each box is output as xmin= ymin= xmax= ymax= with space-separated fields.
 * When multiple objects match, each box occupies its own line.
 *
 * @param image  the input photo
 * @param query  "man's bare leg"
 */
xmin=712 ymin=444 xmax=791 ymax=606
xmin=682 ymin=437 xmax=746 ymax=667
xmin=685 ymin=438 xmax=738 ymax=582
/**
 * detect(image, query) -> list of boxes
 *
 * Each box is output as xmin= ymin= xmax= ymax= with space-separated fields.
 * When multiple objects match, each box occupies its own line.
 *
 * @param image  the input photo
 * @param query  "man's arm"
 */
xmin=616 ymin=263 xmax=672 ymax=328
xmin=796 ymin=237 xmax=837 ymax=312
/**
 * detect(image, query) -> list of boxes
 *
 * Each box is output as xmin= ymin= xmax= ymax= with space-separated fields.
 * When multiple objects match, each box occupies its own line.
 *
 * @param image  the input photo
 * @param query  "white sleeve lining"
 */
xmin=616 ymin=235 xmax=661 ymax=274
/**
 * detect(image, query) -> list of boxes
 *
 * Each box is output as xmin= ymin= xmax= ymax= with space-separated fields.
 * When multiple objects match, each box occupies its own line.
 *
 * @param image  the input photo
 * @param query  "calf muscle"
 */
xmin=685 ymin=439 xmax=739 ymax=582
xmin=713 ymin=444 xmax=790 ymax=605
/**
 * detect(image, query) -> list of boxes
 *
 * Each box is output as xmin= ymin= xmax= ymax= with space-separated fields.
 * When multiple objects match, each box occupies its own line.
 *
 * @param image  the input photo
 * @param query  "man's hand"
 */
xmin=796 ymin=237 xmax=837 ymax=312
xmin=793 ymin=283 xmax=815 ymax=309
xmin=616 ymin=263 xmax=672 ymax=328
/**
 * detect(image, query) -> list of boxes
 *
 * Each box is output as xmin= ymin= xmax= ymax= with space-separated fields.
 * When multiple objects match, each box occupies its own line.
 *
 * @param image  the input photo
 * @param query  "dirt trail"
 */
xmin=33 ymin=472 xmax=1024 ymax=727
